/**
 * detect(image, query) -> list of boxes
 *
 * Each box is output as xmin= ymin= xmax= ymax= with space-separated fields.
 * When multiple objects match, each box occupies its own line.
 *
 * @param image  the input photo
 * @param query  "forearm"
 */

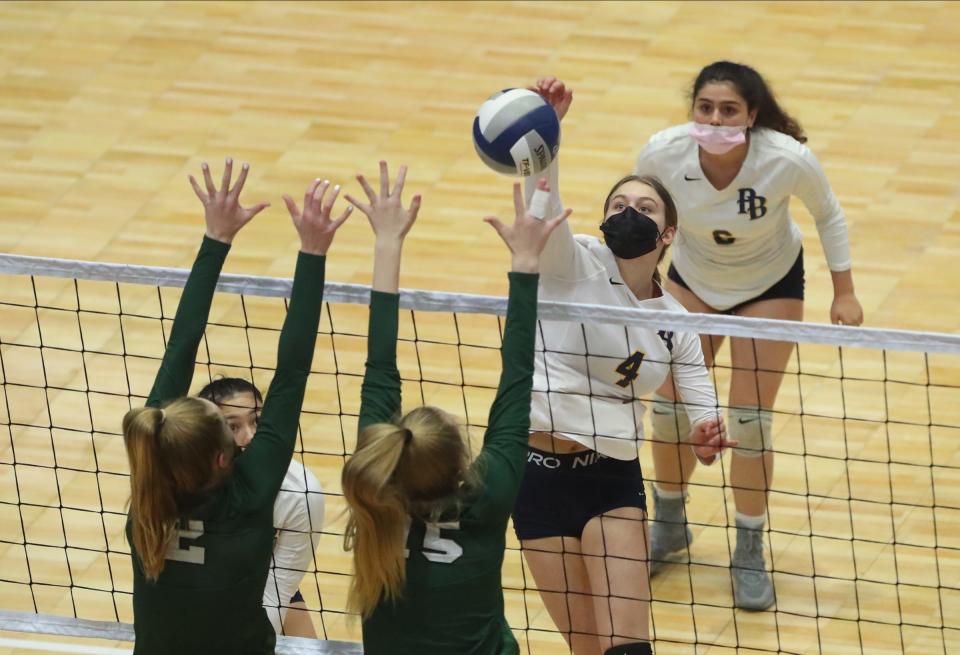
xmin=359 ymin=290 xmax=402 ymax=431
xmin=147 ymin=235 xmax=230 ymax=406
xmin=830 ymin=268 xmax=856 ymax=297
xmin=484 ymin=272 xmax=538 ymax=442
xmin=372 ymin=239 xmax=403 ymax=293
xmin=241 ymin=253 xmax=325 ymax=505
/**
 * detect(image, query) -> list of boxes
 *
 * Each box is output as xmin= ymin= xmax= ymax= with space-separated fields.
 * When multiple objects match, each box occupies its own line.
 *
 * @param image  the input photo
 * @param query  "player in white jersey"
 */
xmin=198 ymin=378 xmax=325 ymax=636
xmin=512 ymin=79 xmax=734 ymax=655
xmin=632 ymin=61 xmax=865 ymax=611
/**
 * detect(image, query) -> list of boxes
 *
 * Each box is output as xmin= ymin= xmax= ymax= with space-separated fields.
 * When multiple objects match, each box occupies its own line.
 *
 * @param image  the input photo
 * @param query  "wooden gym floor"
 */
xmin=1 ymin=2 xmax=959 ymax=654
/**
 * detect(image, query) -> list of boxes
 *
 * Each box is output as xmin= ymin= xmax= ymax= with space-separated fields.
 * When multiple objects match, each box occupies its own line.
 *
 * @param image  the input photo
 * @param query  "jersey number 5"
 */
xmin=405 ymin=521 xmax=463 ymax=564
xmin=615 ymin=351 xmax=645 ymax=388
xmin=165 ymin=520 xmax=204 ymax=565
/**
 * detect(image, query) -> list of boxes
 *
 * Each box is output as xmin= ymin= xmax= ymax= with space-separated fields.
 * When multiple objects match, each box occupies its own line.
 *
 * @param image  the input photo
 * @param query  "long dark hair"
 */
xmin=198 ymin=377 xmax=263 ymax=406
xmin=692 ymin=61 xmax=806 ymax=143
xmin=602 ymin=174 xmax=678 ymax=286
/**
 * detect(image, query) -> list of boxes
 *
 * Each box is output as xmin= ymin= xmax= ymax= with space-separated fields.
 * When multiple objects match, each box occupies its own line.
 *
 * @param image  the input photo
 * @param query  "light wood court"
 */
xmin=1 ymin=2 xmax=959 ymax=654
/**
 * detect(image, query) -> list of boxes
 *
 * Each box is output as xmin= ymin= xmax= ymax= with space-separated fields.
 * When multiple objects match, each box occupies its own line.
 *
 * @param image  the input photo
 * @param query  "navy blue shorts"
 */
xmin=512 ymin=447 xmax=647 ymax=541
xmin=289 ymin=589 xmax=304 ymax=604
xmin=668 ymin=248 xmax=805 ymax=314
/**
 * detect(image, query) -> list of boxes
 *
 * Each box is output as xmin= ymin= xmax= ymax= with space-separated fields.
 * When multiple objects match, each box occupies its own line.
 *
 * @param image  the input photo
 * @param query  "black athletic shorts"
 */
xmin=512 ymin=447 xmax=647 ymax=541
xmin=668 ymin=248 xmax=805 ymax=314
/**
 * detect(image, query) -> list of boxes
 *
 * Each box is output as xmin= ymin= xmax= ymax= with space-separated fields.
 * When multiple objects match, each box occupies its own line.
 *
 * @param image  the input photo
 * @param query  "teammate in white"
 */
xmin=512 ymin=78 xmax=735 ymax=655
xmin=198 ymin=378 xmax=325 ymax=637
xmin=632 ymin=61 xmax=865 ymax=611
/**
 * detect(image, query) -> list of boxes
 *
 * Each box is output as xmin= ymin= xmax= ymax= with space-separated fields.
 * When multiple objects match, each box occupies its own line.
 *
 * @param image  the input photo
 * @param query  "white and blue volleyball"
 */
xmin=473 ymin=88 xmax=561 ymax=176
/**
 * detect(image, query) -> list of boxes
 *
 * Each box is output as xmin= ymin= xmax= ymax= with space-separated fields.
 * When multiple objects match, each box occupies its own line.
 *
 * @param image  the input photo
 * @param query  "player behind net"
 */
xmin=340 ymin=162 xmax=569 ymax=655
xmin=198 ymin=377 xmax=325 ymax=637
xmin=122 ymin=159 xmax=351 ymax=654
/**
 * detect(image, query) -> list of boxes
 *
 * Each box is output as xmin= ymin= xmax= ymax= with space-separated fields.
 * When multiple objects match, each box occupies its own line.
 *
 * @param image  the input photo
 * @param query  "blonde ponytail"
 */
xmin=342 ymin=406 xmax=471 ymax=617
xmin=123 ymin=397 xmax=231 ymax=581
xmin=342 ymin=425 xmax=408 ymax=616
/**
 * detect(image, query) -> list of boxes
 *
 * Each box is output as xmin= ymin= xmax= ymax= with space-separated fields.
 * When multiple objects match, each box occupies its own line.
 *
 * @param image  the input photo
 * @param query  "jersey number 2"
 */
xmin=405 ymin=521 xmax=463 ymax=564
xmin=165 ymin=520 xmax=204 ymax=565
xmin=615 ymin=351 xmax=645 ymax=387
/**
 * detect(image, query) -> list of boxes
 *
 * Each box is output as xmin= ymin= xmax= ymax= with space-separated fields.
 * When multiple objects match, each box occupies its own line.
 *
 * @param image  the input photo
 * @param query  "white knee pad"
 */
xmin=650 ymin=393 xmax=691 ymax=444
xmin=728 ymin=406 xmax=774 ymax=458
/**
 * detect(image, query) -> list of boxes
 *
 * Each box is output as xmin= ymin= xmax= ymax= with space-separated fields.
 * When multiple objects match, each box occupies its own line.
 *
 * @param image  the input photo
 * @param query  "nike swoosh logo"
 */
xmin=652 ymin=409 xmax=670 ymax=415
xmin=684 ymin=174 xmax=702 ymax=181
xmin=609 ymin=277 xmax=624 ymax=286
xmin=738 ymin=417 xmax=759 ymax=424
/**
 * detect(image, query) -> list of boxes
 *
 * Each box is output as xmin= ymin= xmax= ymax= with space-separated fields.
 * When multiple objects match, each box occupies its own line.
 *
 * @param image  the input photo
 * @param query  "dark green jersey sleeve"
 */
xmin=358 ymin=290 xmax=402 ymax=433
xmin=470 ymin=272 xmax=538 ymax=523
xmin=231 ymin=252 xmax=326 ymax=513
xmin=146 ymin=236 xmax=230 ymax=408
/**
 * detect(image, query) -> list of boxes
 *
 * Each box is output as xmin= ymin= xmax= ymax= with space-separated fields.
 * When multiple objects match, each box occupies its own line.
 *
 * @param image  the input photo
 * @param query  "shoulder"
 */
xmin=573 ymin=233 xmax=603 ymax=250
xmin=642 ymin=124 xmax=694 ymax=157
xmin=647 ymin=123 xmax=694 ymax=147
xmin=752 ymin=128 xmax=819 ymax=170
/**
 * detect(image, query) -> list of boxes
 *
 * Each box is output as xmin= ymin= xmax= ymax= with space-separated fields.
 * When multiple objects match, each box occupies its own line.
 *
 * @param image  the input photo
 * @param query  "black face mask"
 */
xmin=600 ymin=206 xmax=662 ymax=259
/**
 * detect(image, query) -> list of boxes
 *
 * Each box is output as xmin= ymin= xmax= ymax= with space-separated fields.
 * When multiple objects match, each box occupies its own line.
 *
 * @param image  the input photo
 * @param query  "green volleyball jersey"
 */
xmin=358 ymin=273 xmax=538 ymax=655
xmin=127 ymin=237 xmax=325 ymax=655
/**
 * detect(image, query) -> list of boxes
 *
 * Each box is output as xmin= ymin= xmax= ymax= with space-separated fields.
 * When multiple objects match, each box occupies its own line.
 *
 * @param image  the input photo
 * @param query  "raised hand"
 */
xmin=345 ymin=161 xmax=422 ymax=245
xmin=189 ymin=158 xmax=270 ymax=244
xmin=283 ymin=179 xmax=353 ymax=256
xmin=528 ymin=76 xmax=573 ymax=121
xmin=484 ymin=178 xmax=571 ymax=273
xmin=687 ymin=418 xmax=737 ymax=466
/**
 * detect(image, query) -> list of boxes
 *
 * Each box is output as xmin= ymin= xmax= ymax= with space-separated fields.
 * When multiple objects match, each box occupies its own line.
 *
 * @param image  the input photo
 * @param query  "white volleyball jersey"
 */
xmin=526 ymin=162 xmax=719 ymax=461
xmin=263 ymin=459 xmax=325 ymax=633
xmin=635 ymin=124 xmax=851 ymax=311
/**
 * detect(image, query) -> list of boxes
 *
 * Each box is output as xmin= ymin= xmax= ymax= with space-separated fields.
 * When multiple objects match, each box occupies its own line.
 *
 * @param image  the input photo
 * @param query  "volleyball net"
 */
xmin=0 ymin=253 xmax=957 ymax=655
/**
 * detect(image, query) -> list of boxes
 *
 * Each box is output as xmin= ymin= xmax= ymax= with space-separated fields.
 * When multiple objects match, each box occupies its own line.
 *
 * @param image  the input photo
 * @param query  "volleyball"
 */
xmin=472 ymin=88 xmax=561 ymax=176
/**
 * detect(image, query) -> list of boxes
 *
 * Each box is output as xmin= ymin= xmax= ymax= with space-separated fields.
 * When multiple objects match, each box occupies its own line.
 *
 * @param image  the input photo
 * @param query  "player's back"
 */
xmin=361 ymin=499 xmax=512 ymax=655
xmin=127 ymin=479 xmax=277 ymax=655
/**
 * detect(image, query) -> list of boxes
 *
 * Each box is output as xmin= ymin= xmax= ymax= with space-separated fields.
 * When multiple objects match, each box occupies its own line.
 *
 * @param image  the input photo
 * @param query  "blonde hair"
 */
xmin=123 ymin=397 xmax=232 ymax=581
xmin=342 ymin=406 xmax=476 ymax=616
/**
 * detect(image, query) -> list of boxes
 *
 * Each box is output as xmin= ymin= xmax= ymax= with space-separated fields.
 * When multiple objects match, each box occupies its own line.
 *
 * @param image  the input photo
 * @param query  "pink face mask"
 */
xmin=689 ymin=123 xmax=747 ymax=155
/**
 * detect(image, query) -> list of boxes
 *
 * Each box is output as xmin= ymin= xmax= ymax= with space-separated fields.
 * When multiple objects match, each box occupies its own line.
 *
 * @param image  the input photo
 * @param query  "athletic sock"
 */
xmin=604 ymin=642 xmax=653 ymax=655
xmin=735 ymin=511 xmax=766 ymax=529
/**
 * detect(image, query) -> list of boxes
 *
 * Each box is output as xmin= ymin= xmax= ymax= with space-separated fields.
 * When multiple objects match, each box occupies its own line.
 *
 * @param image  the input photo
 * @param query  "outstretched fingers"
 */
xmin=244 ymin=201 xmax=271 ymax=221
xmin=219 ymin=158 xmax=233 ymax=196
xmin=379 ymin=160 xmax=389 ymax=198
xmin=331 ymin=204 xmax=354 ymax=230
xmin=201 ymin=162 xmax=216 ymax=196
xmin=543 ymin=208 xmax=572 ymax=234
xmin=392 ymin=165 xmax=408 ymax=198
xmin=283 ymin=195 xmax=301 ymax=220
xmin=229 ymin=162 xmax=250 ymax=199
xmin=321 ymin=184 xmax=341 ymax=216
xmin=408 ymin=193 xmax=422 ymax=221
xmin=512 ymin=182 xmax=526 ymax=219
xmin=188 ymin=175 xmax=206 ymax=203
xmin=356 ymin=173 xmax=377 ymax=204
xmin=483 ymin=215 xmax=509 ymax=244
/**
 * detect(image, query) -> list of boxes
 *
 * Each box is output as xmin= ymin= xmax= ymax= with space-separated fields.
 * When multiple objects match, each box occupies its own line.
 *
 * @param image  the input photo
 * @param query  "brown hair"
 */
xmin=123 ymin=397 xmax=232 ymax=580
xmin=342 ymin=405 xmax=477 ymax=617
xmin=692 ymin=60 xmax=806 ymax=143
xmin=602 ymin=174 xmax=679 ymax=286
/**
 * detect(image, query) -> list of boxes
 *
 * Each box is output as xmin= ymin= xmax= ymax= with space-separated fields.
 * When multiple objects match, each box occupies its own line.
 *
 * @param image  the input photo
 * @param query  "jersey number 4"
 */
xmin=615 ymin=351 xmax=645 ymax=387
xmin=165 ymin=520 xmax=204 ymax=565
xmin=405 ymin=521 xmax=463 ymax=564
